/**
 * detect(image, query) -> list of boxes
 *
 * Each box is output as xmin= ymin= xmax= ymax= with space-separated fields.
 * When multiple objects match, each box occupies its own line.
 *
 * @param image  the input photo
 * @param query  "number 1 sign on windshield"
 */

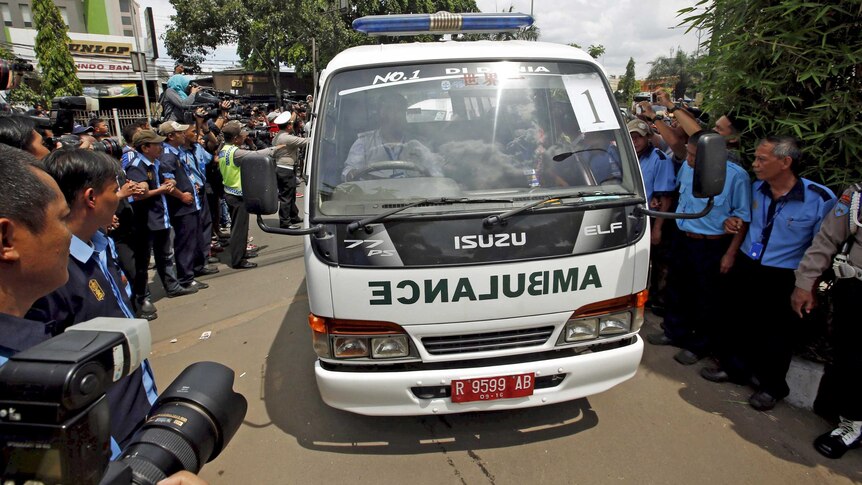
xmin=563 ymin=75 xmax=620 ymax=133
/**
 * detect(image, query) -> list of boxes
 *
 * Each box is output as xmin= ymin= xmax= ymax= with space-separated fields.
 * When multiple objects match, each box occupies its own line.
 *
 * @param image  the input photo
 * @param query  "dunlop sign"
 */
xmin=68 ymin=41 xmax=133 ymax=58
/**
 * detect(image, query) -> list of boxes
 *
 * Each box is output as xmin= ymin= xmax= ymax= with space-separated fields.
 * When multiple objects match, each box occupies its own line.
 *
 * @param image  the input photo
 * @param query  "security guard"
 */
xmin=158 ymin=121 xmax=209 ymax=291
xmin=792 ymin=182 xmax=862 ymax=458
xmin=647 ymin=130 xmax=752 ymax=365
xmin=218 ymin=120 xmax=285 ymax=269
xmin=26 ymin=149 xmax=159 ymax=457
xmin=272 ymin=111 xmax=309 ymax=229
xmin=699 ymin=136 xmax=835 ymax=412
xmin=180 ymin=122 xmax=219 ymax=276
xmin=126 ymin=130 xmax=195 ymax=298
xmin=627 ymin=119 xmax=676 ymax=245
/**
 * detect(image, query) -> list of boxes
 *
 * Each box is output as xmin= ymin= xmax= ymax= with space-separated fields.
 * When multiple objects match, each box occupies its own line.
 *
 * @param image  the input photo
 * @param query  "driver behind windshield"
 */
xmin=342 ymin=92 xmax=442 ymax=181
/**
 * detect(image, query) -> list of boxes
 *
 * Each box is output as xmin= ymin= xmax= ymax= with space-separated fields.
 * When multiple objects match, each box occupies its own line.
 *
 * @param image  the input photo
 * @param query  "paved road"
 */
xmin=146 ymin=216 xmax=862 ymax=484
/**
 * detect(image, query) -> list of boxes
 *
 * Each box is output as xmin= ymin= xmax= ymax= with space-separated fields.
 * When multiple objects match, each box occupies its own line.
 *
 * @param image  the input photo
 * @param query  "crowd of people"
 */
xmin=629 ymin=91 xmax=861 ymax=459
xmin=0 ymin=71 xmax=859 ymax=474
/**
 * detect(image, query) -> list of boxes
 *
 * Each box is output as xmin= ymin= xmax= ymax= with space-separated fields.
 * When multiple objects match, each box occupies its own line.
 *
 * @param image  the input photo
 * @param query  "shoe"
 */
xmin=289 ymin=223 xmax=302 ymax=230
xmin=814 ymin=417 xmax=862 ymax=459
xmin=247 ymin=236 xmax=254 ymax=243
xmin=290 ymin=217 xmax=304 ymax=224
xmin=296 ymin=193 xmax=304 ymax=198
xmin=246 ymin=243 xmax=259 ymax=252
xmin=700 ymin=367 xmax=731 ymax=383
xmin=207 ymin=256 xmax=220 ymax=264
xmin=646 ymin=332 xmax=675 ymax=346
xmin=166 ymin=286 xmax=198 ymax=297
xmin=187 ymin=280 xmax=209 ymax=290
xmin=674 ymin=349 xmax=702 ymax=366
xmin=232 ymin=260 xmax=257 ymax=269
xmin=210 ymin=243 xmax=224 ymax=253
xmin=748 ymin=391 xmax=778 ymax=411
xmin=195 ymin=266 xmax=219 ymax=276
xmin=139 ymin=298 xmax=156 ymax=314
xmin=140 ymin=311 xmax=158 ymax=321
xmin=244 ymin=251 xmax=258 ymax=259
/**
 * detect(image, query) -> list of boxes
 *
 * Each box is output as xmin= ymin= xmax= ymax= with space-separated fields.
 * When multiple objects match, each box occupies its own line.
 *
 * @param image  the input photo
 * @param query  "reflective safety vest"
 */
xmin=218 ymin=144 xmax=242 ymax=196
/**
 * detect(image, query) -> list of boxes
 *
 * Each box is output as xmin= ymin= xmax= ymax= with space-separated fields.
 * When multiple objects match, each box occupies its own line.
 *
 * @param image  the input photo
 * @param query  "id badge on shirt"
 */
xmin=748 ymin=242 xmax=764 ymax=260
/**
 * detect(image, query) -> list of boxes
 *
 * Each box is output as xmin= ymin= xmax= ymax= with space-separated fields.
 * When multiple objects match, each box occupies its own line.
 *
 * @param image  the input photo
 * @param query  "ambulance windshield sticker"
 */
xmin=562 ymin=74 xmax=620 ymax=133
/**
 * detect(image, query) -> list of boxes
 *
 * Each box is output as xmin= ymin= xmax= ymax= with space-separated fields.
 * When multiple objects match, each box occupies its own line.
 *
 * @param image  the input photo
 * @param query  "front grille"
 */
xmin=422 ymin=326 xmax=555 ymax=355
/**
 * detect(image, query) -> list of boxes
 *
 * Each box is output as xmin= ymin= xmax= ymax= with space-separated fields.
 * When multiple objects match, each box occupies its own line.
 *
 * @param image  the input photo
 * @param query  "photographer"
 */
xmin=0 ymin=113 xmax=52 ymax=159
xmin=218 ymin=120 xmax=285 ymax=269
xmin=162 ymin=75 xmax=201 ymax=123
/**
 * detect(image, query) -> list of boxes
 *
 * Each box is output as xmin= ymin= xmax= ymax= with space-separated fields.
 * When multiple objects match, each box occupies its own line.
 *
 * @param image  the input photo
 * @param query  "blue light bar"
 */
xmin=352 ymin=12 xmax=534 ymax=37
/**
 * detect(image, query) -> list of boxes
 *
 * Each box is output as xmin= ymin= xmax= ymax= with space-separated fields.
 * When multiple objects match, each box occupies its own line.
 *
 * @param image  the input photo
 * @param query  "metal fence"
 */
xmin=71 ymin=105 xmax=158 ymax=140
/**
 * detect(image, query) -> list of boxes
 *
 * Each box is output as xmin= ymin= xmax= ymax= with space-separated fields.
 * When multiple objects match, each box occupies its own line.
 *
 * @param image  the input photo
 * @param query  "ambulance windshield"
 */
xmin=313 ymin=61 xmax=639 ymax=217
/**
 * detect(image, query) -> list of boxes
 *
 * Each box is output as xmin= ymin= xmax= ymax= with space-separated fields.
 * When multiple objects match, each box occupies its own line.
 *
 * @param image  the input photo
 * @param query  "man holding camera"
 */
xmin=218 ymin=120 xmax=286 ymax=269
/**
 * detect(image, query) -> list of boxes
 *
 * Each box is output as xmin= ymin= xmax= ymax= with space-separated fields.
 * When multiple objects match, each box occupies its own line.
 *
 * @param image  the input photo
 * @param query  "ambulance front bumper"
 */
xmin=314 ymin=335 xmax=643 ymax=416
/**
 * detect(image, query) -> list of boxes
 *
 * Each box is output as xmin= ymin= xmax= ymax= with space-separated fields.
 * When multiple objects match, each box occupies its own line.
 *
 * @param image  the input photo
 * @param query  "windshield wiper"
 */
xmin=346 ymin=197 xmax=513 ymax=233
xmin=482 ymin=192 xmax=636 ymax=227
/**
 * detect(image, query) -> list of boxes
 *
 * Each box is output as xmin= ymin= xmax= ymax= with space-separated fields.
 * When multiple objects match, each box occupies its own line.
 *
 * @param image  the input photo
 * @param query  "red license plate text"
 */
xmin=451 ymin=373 xmax=535 ymax=403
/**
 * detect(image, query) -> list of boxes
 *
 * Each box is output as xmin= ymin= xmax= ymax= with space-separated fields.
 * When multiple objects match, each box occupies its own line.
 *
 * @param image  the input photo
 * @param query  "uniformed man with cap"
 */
xmin=158 ymin=121 xmax=212 ymax=292
xmin=218 ymin=120 xmax=286 ymax=269
xmin=126 ymin=129 xmax=196 ymax=298
xmin=272 ymin=111 xmax=309 ymax=229
xmin=792 ymin=181 xmax=862 ymax=459
xmin=628 ymin=119 xmax=676 ymax=245
xmin=699 ymin=136 xmax=836 ymax=412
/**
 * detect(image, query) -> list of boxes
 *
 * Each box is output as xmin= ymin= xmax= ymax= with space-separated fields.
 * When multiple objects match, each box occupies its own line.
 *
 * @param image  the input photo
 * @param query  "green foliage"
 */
xmin=587 ymin=44 xmax=605 ymax=59
xmin=615 ymin=57 xmax=637 ymax=107
xmin=682 ymin=0 xmax=862 ymax=188
xmin=646 ymin=49 xmax=700 ymax=100
xmin=31 ymin=0 xmax=82 ymax=98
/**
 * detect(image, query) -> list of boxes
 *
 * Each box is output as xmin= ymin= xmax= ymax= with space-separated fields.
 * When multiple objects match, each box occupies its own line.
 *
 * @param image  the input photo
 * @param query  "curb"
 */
xmin=786 ymin=356 xmax=824 ymax=410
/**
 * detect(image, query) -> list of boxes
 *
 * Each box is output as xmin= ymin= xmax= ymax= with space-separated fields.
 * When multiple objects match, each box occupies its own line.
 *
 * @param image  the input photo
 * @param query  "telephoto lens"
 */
xmin=118 ymin=362 xmax=248 ymax=485
xmin=91 ymin=138 xmax=123 ymax=159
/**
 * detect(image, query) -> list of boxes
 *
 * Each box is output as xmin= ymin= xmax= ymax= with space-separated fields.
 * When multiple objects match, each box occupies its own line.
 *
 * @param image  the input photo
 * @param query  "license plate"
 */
xmin=451 ymin=373 xmax=535 ymax=403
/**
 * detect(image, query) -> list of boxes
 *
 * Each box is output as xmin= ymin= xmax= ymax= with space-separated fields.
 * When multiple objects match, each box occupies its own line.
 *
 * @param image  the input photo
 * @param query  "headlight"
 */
xmin=599 ymin=313 xmax=631 ymax=335
xmin=333 ymin=337 xmax=370 ymax=358
xmin=371 ymin=336 xmax=409 ymax=358
xmin=563 ymin=318 xmax=599 ymax=342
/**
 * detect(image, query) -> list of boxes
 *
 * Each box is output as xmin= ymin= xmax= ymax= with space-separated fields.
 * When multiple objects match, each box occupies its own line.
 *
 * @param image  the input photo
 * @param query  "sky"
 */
xmin=141 ymin=0 xmax=703 ymax=77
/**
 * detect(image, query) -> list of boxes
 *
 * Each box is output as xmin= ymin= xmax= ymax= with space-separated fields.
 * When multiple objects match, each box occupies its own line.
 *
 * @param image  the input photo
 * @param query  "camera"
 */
xmin=0 ymin=58 xmax=34 ymax=90
xmin=0 ymin=318 xmax=248 ymax=485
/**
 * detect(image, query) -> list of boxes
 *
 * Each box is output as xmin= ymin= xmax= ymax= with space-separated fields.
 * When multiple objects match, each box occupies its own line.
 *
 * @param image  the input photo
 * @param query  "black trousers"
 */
xmin=171 ymin=212 xmax=199 ymax=286
xmin=718 ymin=255 xmax=801 ymax=399
xmin=225 ymin=194 xmax=249 ymax=267
xmin=131 ymin=227 xmax=180 ymax=298
xmin=831 ymin=278 xmax=862 ymax=420
xmin=197 ymin=193 xmax=213 ymax=269
xmin=113 ymin=238 xmax=138 ymax=306
xmin=662 ymin=232 xmax=732 ymax=356
xmin=276 ymin=167 xmax=299 ymax=227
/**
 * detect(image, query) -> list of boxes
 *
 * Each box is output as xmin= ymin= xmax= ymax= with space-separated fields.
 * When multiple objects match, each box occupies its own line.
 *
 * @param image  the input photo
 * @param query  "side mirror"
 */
xmin=692 ymin=132 xmax=727 ymax=198
xmin=240 ymin=154 xmax=278 ymax=215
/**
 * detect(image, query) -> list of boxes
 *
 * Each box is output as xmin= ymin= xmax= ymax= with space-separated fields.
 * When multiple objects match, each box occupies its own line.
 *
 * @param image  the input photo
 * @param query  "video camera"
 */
xmin=44 ymin=96 xmax=124 ymax=158
xmin=0 ymin=318 xmax=247 ymax=485
xmin=0 ymin=58 xmax=34 ymax=90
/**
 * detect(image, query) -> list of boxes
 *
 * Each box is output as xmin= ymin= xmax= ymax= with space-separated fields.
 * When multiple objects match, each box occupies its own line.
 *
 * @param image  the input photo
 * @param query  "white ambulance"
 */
xmin=241 ymin=12 xmax=726 ymax=416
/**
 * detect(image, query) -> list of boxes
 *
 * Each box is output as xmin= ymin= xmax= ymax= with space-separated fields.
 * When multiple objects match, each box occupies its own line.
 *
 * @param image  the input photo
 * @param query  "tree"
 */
xmin=615 ymin=57 xmax=637 ymax=107
xmin=165 ymin=0 xmax=479 ymax=106
xmin=646 ymin=49 xmax=699 ymax=101
xmin=31 ymin=0 xmax=81 ymax=98
xmin=682 ymin=0 xmax=862 ymax=187
xmin=568 ymin=43 xmax=605 ymax=59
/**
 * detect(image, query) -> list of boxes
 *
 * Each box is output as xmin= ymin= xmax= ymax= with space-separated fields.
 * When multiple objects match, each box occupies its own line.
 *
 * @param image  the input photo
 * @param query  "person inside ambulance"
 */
xmin=342 ymin=92 xmax=443 ymax=182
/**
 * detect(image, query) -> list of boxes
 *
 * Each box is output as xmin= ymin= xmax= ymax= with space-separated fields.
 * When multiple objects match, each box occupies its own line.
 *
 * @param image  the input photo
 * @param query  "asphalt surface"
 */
xmin=145 ymin=214 xmax=862 ymax=484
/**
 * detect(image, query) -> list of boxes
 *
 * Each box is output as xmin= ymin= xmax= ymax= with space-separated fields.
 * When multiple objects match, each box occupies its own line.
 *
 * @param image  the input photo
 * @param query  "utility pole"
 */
xmin=130 ymin=9 xmax=151 ymax=122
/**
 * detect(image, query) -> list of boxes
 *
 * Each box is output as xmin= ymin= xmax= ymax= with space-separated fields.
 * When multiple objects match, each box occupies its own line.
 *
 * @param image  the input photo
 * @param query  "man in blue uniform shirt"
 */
xmin=126 ymin=130 xmax=196 ymax=299
xmin=26 ymin=149 xmax=160 ymax=457
xmin=0 ymin=146 xmax=71 ymax=366
xmin=700 ymin=136 xmax=836 ymax=411
xmin=647 ymin=130 xmax=753 ymax=366
xmin=628 ymin=119 xmax=676 ymax=245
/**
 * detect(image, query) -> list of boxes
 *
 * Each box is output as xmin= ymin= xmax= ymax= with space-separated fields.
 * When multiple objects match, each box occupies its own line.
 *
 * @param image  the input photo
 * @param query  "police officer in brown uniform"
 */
xmin=792 ymin=183 xmax=862 ymax=459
